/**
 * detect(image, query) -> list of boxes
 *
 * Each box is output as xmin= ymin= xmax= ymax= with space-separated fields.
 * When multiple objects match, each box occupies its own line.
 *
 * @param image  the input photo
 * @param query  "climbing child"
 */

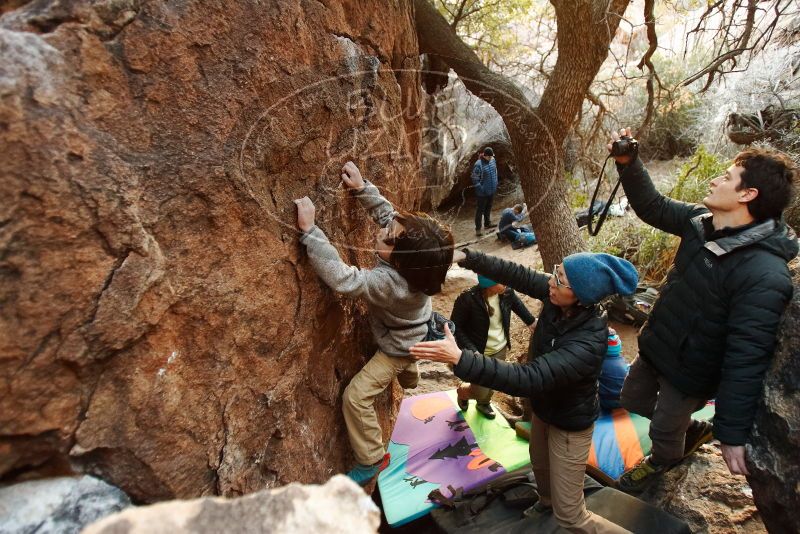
xmin=294 ymin=161 xmax=455 ymax=486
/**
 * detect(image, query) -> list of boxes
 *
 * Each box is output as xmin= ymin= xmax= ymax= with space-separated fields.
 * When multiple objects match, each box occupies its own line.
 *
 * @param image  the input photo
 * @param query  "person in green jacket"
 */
xmin=608 ymin=128 xmax=798 ymax=493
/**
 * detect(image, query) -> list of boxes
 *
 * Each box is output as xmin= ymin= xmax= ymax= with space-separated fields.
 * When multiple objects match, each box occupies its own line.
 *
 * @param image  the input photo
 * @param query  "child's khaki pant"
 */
xmin=530 ymin=414 xmax=632 ymax=533
xmin=342 ymin=350 xmax=419 ymax=465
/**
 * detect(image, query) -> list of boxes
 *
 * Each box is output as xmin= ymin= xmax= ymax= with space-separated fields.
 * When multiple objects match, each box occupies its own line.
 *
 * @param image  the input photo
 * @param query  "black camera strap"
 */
xmin=586 ymin=155 xmax=623 ymax=237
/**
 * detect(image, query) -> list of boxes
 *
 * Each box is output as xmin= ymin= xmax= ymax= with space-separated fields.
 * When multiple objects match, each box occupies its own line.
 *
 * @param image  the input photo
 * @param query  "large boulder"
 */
xmin=746 ymin=259 xmax=800 ymax=534
xmin=638 ymin=446 xmax=764 ymax=533
xmin=0 ymin=0 xmax=420 ymax=500
xmin=0 ymin=475 xmax=131 ymax=534
xmin=418 ymin=71 xmax=516 ymax=211
xmin=83 ymin=475 xmax=379 ymax=534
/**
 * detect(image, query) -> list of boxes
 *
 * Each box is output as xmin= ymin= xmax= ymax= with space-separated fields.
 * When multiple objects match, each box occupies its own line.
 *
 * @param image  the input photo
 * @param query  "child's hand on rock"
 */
xmin=294 ymin=197 xmax=316 ymax=233
xmin=341 ymin=161 xmax=365 ymax=191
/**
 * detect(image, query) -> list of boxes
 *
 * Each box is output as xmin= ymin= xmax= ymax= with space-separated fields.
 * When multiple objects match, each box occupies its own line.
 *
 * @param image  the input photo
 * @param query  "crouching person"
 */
xmin=411 ymin=250 xmax=638 ymax=533
xmin=295 ymin=161 xmax=454 ymax=486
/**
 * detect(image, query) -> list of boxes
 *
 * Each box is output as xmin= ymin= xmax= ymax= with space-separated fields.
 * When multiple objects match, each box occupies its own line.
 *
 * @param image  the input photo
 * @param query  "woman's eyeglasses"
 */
xmin=552 ymin=264 xmax=571 ymax=289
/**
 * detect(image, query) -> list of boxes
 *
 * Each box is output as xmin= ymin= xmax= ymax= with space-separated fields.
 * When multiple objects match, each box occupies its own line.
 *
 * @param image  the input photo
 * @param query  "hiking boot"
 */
xmin=523 ymin=500 xmax=552 ymax=519
xmin=346 ymin=453 xmax=391 ymax=486
xmin=476 ymin=403 xmax=496 ymax=419
xmin=484 ymin=222 xmax=495 ymax=229
xmin=684 ymin=420 xmax=713 ymax=457
xmin=511 ymin=240 xmax=525 ymax=250
xmin=475 ymin=228 xmax=483 ymax=236
xmin=617 ymin=455 xmax=666 ymax=494
xmin=457 ymin=398 xmax=469 ymax=411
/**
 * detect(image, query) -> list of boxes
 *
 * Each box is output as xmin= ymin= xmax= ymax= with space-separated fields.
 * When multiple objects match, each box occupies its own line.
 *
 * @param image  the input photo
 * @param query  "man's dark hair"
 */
xmin=483 ymin=147 xmax=494 ymax=157
xmin=734 ymin=148 xmax=796 ymax=221
xmin=386 ymin=212 xmax=454 ymax=296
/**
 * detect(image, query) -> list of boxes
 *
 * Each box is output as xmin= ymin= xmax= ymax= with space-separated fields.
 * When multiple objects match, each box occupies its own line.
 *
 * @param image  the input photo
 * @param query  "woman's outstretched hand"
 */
xmin=409 ymin=323 xmax=462 ymax=365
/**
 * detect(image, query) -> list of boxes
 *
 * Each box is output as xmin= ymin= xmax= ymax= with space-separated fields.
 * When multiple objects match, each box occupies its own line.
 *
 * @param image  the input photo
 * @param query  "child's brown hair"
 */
xmin=384 ymin=212 xmax=454 ymax=296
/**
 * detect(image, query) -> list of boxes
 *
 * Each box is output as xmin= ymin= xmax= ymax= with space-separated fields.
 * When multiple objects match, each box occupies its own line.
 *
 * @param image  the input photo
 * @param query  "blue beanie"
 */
xmin=477 ymin=275 xmax=497 ymax=288
xmin=562 ymin=253 xmax=638 ymax=305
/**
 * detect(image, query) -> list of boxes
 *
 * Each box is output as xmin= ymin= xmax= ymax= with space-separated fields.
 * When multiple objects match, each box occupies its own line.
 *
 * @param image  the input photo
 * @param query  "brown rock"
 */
xmin=1 ymin=0 xmax=420 ymax=501
xmin=639 ymin=445 xmax=765 ymax=534
xmin=746 ymin=259 xmax=800 ymax=534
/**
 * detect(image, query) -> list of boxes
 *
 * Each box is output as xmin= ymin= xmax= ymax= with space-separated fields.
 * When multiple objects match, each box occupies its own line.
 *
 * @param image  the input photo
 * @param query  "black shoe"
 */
xmin=476 ymin=403 xmax=496 ymax=419
xmin=457 ymin=398 xmax=469 ymax=411
xmin=511 ymin=240 xmax=524 ymax=250
xmin=684 ymin=420 xmax=713 ymax=457
xmin=475 ymin=229 xmax=483 ymax=236
xmin=484 ymin=222 xmax=495 ymax=229
xmin=523 ymin=501 xmax=552 ymax=519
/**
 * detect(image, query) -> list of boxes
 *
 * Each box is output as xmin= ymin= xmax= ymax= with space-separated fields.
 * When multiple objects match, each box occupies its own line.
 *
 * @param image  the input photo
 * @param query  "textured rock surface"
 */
xmin=0 ymin=475 xmax=131 ymax=534
xmin=1 ymin=0 xmax=420 ymax=500
xmin=83 ymin=475 xmax=378 ymax=534
xmin=638 ymin=445 xmax=765 ymax=534
xmin=419 ymin=72 xmax=515 ymax=210
xmin=746 ymin=260 xmax=800 ymax=534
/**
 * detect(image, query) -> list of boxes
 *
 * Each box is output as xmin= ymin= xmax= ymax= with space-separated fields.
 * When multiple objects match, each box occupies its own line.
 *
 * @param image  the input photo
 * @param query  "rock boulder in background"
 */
xmin=1 ymin=0 xmax=421 ymax=500
xmin=418 ymin=71 xmax=516 ymax=211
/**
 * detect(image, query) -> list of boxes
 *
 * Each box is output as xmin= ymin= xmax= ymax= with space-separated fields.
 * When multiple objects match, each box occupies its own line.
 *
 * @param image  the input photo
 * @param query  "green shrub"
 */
xmin=668 ymin=146 xmax=727 ymax=203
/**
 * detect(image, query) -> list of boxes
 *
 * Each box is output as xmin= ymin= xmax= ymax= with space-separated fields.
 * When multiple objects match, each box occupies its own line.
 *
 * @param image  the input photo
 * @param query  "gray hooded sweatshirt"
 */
xmin=299 ymin=181 xmax=431 ymax=357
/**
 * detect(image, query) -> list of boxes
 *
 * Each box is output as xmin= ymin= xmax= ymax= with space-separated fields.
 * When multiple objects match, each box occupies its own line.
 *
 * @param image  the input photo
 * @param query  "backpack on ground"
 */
xmin=429 ymin=469 xmax=691 ymax=534
xmin=603 ymin=284 xmax=659 ymax=326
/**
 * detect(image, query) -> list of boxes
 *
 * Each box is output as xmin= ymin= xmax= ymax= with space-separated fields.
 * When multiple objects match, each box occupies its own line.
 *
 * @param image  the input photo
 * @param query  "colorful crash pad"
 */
xmin=377 ymin=390 xmax=531 ymax=527
xmin=514 ymin=403 xmax=716 ymax=484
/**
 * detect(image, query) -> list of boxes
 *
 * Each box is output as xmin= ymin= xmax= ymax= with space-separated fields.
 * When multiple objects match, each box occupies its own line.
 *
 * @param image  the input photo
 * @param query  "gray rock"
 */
xmin=0 ymin=475 xmax=131 ymax=534
xmin=746 ymin=259 xmax=800 ymax=534
xmin=83 ymin=475 xmax=378 ymax=534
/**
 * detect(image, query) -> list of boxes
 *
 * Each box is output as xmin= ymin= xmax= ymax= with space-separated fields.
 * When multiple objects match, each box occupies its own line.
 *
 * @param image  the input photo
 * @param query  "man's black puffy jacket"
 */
xmin=455 ymin=251 xmax=608 ymax=432
xmin=618 ymin=158 xmax=798 ymax=445
xmin=450 ymin=286 xmax=535 ymax=353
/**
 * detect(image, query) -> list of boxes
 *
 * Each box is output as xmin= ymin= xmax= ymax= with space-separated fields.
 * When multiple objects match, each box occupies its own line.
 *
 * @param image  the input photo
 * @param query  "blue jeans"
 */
xmin=503 ymin=227 xmax=536 ymax=245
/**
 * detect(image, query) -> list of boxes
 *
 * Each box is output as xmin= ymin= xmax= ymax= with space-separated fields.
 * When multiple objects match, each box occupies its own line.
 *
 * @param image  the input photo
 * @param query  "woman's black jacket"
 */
xmin=455 ymin=250 xmax=609 ymax=431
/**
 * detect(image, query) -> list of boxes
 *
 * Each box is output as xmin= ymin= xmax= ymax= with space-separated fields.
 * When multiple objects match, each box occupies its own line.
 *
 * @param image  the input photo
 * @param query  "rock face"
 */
xmin=419 ymin=71 xmax=516 ymax=211
xmin=746 ymin=260 xmax=800 ymax=534
xmin=0 ymin=475 xmax=131 ymax=534
xmin=639 ymin=445 xmax=765 ymax=533
xmin=83 ymin=475 xmax=379 ymax=534
xmin=0 ymin=0 xmax=421 ymax=500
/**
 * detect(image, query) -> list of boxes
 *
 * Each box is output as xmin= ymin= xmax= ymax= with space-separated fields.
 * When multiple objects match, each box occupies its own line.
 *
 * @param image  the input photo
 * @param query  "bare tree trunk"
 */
xmin=415 ymin=0 xmax=628 ymax=267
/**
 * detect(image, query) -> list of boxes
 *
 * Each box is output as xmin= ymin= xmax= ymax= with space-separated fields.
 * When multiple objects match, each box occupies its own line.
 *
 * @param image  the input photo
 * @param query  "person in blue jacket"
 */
xmin=472 ymin=147 xmax=498 ymax=236
xmin=599 ymin=329 xmax=628 ymax=411
xmin=498 ymin=203 xmax=537 ymax=249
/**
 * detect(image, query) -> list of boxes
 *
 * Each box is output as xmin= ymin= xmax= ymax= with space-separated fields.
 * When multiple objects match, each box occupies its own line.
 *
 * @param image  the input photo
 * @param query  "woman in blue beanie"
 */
xmin=411 ymin=250 xmax=637 ymax=534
